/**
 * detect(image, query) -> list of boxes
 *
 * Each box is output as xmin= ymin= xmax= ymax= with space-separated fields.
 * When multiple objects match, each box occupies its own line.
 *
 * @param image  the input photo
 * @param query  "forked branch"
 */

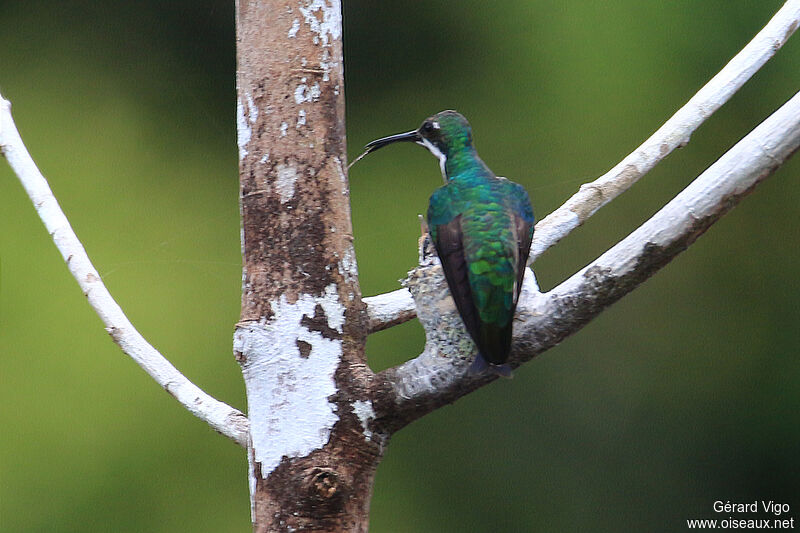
xmin=364 ymin=0 xmax=800 ymax=333
xmin=375 ymin=89 xmax=800 ymax=426
xmin=0 ymin=96 xmax=250 ymax=448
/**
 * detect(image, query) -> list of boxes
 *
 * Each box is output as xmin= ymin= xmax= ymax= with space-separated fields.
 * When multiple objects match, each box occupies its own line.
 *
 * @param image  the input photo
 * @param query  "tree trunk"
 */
xmin=233 ymin=1 xmax=380 ymax=530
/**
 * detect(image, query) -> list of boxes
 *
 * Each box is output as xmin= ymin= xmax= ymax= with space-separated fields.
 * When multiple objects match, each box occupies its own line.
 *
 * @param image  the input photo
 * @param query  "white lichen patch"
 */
xmin=280 ymin=122 xmax=289 ymax=137
xmin=337 ymin=246 xmax=358 ymax=283
xmin=246 ymin=93 xmax=257 ymax=124
xmin=275 ymin=163 xmax=298 ymax=204
xmin=334 ymin=156 xmax=347 ymax=192
xmin=288 ymin=18 xmax=300 ymax=38
xmin=247 ymin=451 xmax=256 ymax=521
xmin=294 ymin=82 xmax=321 ymax=105
xmin=351 ymin=400 xmax=375 ymax=441
xmin=318 ymin=283 xmax=345 ymax=332
xmin=296 ymin=109 xmax=306 ymax=128
xmin=237 ymin=97 xmax=252 ymax=161
xmin=240 ymin=225 xmax=247 ymax=289
xmin=234 ymin=284 xmax=345 ymax=477
xmin=237 ymin=93 xmax=259 ymax=161
xmin=319 ymin=49 xmax=336 ymax=82
xmin=298 ymin=0 xmax=342 ymax=48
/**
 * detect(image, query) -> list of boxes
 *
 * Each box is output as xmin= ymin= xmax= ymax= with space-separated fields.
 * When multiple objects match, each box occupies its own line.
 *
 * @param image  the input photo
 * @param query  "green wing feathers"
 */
xmin=428 ymin=178 xmax=535 ymax=366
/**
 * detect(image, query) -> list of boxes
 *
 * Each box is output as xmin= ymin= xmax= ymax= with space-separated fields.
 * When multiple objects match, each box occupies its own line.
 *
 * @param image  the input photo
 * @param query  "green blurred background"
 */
xmin=1 ymin=1 xmax=798 ymax=531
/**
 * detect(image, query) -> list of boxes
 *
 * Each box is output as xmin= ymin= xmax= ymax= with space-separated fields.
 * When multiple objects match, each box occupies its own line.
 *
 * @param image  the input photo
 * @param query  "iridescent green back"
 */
xmin=428 ymin=143 xmax=534 ymax=365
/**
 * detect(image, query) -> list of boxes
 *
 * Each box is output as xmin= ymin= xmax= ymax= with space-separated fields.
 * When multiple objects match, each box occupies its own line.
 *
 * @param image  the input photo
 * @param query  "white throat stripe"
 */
xmin=420 ymin=138 xmax=448 ymax=181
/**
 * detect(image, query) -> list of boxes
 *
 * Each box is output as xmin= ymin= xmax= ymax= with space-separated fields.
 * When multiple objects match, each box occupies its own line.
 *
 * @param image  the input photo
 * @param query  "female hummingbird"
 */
xmin=356 ymin=110 xmax=535 ymax=376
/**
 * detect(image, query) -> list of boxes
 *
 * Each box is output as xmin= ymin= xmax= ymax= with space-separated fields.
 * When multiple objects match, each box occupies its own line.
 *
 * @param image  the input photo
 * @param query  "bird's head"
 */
xmin=352 ymin=110 xmax=474 ymax=172
xmin=411 ymin=110 xmax=474 ymax=160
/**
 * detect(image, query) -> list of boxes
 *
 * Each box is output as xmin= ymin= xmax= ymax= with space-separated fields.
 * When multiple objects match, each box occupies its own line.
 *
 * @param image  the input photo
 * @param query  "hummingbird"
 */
xmin=355 ymin=110 xmax=535 ymax=376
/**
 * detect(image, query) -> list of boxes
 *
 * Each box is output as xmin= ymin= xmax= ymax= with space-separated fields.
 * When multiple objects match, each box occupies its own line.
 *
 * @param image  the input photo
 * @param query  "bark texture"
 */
xmin=234 ymin=1 xmax=380 ymax=531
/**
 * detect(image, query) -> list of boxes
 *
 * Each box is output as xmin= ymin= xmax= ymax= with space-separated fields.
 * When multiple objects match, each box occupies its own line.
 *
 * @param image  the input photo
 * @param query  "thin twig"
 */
xmin=363 ymin=290 xmax=417 ymax=333
xmin=0 ymin=95 xmax=250 ymax=448
xmin=362 ymin=0 xmax=800 ymax=333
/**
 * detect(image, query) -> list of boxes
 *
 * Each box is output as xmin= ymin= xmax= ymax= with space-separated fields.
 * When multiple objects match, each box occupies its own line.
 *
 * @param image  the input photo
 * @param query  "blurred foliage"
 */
xmin=1 ymin=1 xmax=799 ymax=531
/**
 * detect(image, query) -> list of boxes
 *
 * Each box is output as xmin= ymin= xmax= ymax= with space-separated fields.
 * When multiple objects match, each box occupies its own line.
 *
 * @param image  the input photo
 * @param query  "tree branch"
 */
xmin=234 ymin=1 xmax=379 ymax=529
xmin=0 ymin=94 xmax=250 ymax=448
xmin=362 ymin=0 xmax=800 ymax=333
xmin=363 ymin=290 xmax=417 ymax=333
xmin=375 ymin=89 xmax=800 ymax=428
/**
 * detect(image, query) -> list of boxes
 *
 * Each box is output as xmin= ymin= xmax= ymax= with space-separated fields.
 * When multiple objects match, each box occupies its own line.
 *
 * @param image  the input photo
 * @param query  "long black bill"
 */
xmin=348 ymin=129 xmax=421 ymax=169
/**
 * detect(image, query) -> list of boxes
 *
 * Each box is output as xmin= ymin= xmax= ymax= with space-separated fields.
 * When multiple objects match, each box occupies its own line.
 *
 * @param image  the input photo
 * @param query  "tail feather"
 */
xmin=477 ymin=320 xmax=512 ymax=366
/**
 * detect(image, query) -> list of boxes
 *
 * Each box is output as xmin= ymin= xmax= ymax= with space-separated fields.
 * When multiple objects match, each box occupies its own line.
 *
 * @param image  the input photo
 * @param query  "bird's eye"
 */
xmin=421 ymin=121 xmax=435 ymax=133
